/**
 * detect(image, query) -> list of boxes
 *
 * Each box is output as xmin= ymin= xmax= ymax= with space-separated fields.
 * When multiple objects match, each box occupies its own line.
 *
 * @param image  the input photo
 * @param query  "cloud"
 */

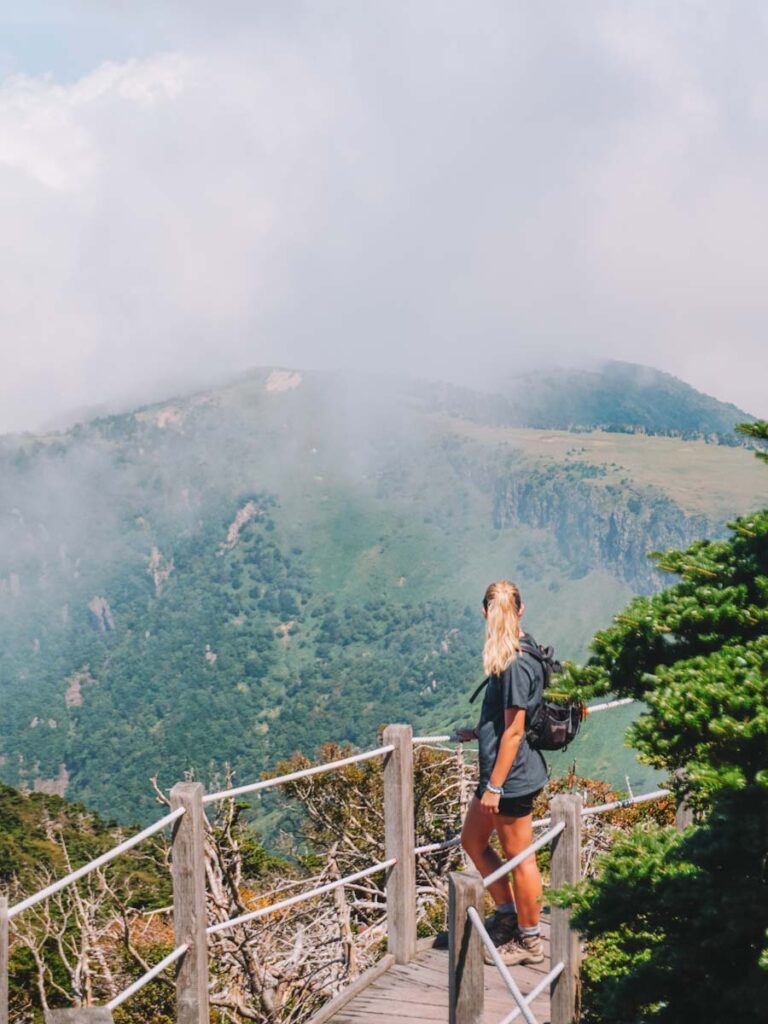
xmin=0 ymin=55 xmax=187 ymax=189
xmin=1 ymin=1 xmax=767 ymax=432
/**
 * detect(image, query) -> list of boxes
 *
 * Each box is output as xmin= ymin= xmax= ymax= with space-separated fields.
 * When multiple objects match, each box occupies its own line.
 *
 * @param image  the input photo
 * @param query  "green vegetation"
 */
xmin=553 ymin=419 xmax=768 ymax=1023
xmin=0 ymin=783 xmax=172 ymax=1021
xmin=494 ymin=360 xmax=755 ymax=442
xmin=0 ymin=783 xmax=165 ymax=896
xmin=441 ymin=420 xmax=767 ymax=520
xmin=0 ymin=369 xmax=762 ymax=824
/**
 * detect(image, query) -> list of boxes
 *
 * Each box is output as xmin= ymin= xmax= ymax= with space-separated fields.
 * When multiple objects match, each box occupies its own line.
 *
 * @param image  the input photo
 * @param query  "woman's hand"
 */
xmin=454 ymin=726 xmax=478 ymax=742
xmin=480 ymin=788 xmax=501 ymax=815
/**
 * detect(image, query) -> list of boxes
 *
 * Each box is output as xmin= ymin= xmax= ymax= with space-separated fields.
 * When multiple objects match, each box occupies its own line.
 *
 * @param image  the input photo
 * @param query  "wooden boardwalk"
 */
xmin=320 ymin=919 xmax=551 ymax=1024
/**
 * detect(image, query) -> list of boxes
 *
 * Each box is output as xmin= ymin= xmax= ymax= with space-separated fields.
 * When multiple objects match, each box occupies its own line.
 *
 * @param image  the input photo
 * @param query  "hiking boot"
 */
xmin=483 ymin=909 xmax=519 ymax=947
xmin=433 ymin=908 xmax=517 ymax=951
xmin=493 ymin=930 xmax=545 ymax=966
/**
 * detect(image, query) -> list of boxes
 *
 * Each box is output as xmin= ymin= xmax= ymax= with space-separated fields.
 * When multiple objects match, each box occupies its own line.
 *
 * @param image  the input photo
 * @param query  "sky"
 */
xmin=1 ymin=0 xmax=767 ymax=433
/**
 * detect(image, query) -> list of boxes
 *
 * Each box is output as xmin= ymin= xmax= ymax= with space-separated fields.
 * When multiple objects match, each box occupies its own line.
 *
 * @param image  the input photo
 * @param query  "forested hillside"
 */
xmin=0 ymin=367 xmax=764 ymax=823
xmin=483 ymin=360 xmax=755 ymax=441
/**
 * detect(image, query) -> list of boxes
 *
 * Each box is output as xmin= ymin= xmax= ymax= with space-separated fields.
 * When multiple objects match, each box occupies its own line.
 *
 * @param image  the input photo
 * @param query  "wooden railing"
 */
xmin=0 ymin=714 xmax=678 ymax=1024
xmin=0 ymin=727 xmax=409 ymax=1024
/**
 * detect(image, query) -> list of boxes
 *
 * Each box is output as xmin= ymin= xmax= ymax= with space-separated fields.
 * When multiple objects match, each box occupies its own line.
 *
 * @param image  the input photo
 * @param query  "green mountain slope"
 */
xmin=478 ymin=360 xmax=756 ymax=441
xmin=0 ymin=368 xmax=763 ymax=822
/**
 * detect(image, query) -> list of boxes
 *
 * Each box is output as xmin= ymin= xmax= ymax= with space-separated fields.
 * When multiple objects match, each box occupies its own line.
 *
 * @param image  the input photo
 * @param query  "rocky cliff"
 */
xmin=493 ymin=462 xmax=713 ymax=592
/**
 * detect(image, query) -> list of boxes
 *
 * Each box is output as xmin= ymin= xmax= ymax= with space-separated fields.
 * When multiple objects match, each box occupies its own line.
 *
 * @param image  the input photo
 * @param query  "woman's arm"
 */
xmin=480 ymin=706 xmax=526 ymax=813
xmin=491 ymin=707 xmax=526 ymax=786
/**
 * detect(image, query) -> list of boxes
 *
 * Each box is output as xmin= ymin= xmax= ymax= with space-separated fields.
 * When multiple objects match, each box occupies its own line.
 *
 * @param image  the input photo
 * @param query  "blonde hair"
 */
xmin=482 ymin=580 xmax=522 ymax=676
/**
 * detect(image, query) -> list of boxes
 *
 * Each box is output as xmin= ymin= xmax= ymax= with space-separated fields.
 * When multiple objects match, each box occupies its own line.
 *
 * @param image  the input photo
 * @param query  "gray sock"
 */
xmin=518 ymin=924 xmax=540 ymax=937
xmin=495 ymin=901 xmax=517 ymax=915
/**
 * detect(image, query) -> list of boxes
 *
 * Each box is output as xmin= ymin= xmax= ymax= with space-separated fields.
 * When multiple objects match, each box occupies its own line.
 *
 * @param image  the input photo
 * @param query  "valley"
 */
xmin=0 ymin=365 xmax=763 ymax=825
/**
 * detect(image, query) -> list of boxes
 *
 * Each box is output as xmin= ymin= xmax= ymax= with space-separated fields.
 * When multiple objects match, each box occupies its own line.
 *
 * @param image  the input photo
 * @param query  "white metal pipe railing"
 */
xmin=207 ymin=857 xmax=397 ymax=935
xmin=415 ymin=788 xmax=670 ymax=856
xmin=203 ymin=744 xmax=395 ymax=804
xmin=483 ymin=822 xmax=565 ymax=889
xmin=499 ymin=961 xmax=565 ymax=1024
xmin=106 ymin=943 xmax=188 ymax=1010
xmin=414 ymin=810 xmax=557 ymax=857
xmin=467 ymin=906 xmax=541 ymax=1024
xmin=532 ymin=788 xmax=671 ymax=829
xmin=586 ymin=696 xmax=636 ymax=714
xmin=415 ymin=835 xmax=462 ymax=855
xmin=8 ymin=806 xmax=186 ymax=920
xmin=581 ymin=788 xmax=670 ymax=817
xmin=415 ymin=698 xmax=636 ymax=749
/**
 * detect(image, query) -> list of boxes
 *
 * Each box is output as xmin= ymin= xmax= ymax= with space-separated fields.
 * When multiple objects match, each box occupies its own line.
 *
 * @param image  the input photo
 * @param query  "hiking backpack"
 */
xmin=469 ymin=639 xmax=586 ymax=752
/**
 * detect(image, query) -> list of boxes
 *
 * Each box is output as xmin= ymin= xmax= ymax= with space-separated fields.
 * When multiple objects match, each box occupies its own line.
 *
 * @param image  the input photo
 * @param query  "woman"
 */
xmin=456 ymin=579 xmax=548 ymax=966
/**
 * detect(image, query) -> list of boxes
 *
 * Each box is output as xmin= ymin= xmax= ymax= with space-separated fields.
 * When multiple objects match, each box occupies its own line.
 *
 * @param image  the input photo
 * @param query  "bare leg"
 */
xmin=460 ymin=796 xmax=515 ymax=907
xmin=495 ymin=812 xmax=542 ymax=928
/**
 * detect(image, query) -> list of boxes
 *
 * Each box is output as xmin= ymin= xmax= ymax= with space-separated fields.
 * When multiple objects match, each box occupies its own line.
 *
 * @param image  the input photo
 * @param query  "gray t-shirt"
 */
xmin=476 ymin=633 xmax=549 ymax=798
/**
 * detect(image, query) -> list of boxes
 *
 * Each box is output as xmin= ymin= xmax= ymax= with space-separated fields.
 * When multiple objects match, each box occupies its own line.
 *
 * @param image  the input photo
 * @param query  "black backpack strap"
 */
xmin=517 ymin=639 xmax=545 ymax=662
xmin=469 ymin=643 xmax=561 ymax=704
xmin=469 ymin=676 xmax=490 ymax=704
xmin=518 ymin=640 xmax=562 ymax=674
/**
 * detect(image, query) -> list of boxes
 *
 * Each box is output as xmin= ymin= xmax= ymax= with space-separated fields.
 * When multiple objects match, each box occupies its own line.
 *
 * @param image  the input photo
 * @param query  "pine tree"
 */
xmin=555 ymin=421 xmax=768 ymax=1023
xmin=737 ymin=418 xmax=768 ymax=463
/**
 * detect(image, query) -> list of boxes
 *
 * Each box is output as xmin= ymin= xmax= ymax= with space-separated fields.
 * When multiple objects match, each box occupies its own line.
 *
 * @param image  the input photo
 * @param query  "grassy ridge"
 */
xmin=437 ymin=419 xmax=767 ymax=518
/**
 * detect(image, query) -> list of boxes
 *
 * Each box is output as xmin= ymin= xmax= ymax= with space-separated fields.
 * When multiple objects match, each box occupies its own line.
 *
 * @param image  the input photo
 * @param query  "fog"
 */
xmin=2 ymin=1 xmax=768 ymax=433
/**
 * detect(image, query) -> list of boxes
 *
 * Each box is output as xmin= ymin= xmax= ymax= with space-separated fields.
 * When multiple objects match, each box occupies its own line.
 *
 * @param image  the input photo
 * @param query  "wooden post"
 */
xmin=550 ymin=793 xmax=582 ymax=1024
xmin=0 ymin=896 xmax=8 ymax=1024
xmin=674 ymin=769 xmax=694 ymax=830
xmin=448 ymin=871 xmax=484 ymax=1024
xmin=383 ymin=724 xmax=417 ymax=964
xmin=170 ymin=782 xmax=209 ymax=1024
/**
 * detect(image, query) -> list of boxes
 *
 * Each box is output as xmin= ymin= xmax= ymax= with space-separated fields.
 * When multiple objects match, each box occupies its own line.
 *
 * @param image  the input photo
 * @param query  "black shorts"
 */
xmin=475 ymin=786 xmax=542 ymax=818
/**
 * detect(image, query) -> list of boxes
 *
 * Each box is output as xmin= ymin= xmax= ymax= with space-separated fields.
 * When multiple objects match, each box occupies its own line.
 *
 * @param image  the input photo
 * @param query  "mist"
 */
xmin=2 ymin=1 xmax=768 ymax=433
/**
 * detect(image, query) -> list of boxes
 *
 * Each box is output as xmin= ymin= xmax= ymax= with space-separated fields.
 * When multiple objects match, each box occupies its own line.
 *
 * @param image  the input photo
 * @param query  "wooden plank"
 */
xmin=0 ymin=896 xmax=8 ymax=1024
xmin=382 ymin=966 xmax=449 ymax=991
xmin=487 ymin=984 xmax=549 ymax=1006
xmin=503 ymin=963 xmax=551 ymax=989
xmin=449 ymin=871 xmax=484 ymax=1024
xmin=335 ymin=1011 xmax=405 ymax=1019
xmin=386 ymin=950 xmax=551 ymax=1001
xmin=306 ymin=955 xmax=395 ymax=1024
xmin=371 ymin=971 xmax=446 ymax=994
xmin=44 ymin=1012 xmax=114 ymax=1023
xmin=334 ymin=1005 xmax=434 ymax=1022
xmin=482 ymin=999 xmax=550 ymax=1024
xmin=550 ymin=793 xmax=581 ymax=1024
xmin=352 ymin=986 xmax=448 ymax=1006
xmin=333 ymin=1011 xmax=393 ymax=1023
xmin=343 ymin=997 xmax=448 ymax=1019
xmin=335 ymin=994 xmax=549 ymax=1024
xmin=389 ymin=960 xmax=449 ymax=986
xmin=383 ymin=725 xmax=417 ymax=965
xmin=170 ymin=782 xmax=209 ymax=1024
xmin=325 ymin=944 xmax=550 ymax=1024
xmin=364 ymin=979 xmax=513 ymax=1017
xmin=359 ymin=990 xmax=510 ymax=1017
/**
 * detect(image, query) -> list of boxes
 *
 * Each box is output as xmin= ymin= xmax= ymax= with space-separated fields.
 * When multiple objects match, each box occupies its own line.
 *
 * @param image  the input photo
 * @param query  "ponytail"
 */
xmin=482 ymin=580 xmax=522 ymax=676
